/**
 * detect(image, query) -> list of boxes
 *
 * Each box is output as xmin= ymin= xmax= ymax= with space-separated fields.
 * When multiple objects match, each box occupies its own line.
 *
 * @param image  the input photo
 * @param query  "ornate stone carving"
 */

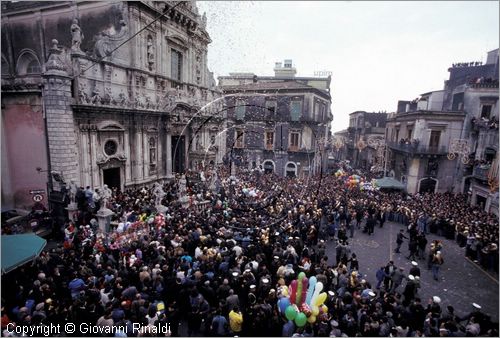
xmin=145 ymin=95 xmax=154 ymax=110
xmin=146 ymin=35 xmax=155 ymax=71
xmin=135 ymin=75 xmax=146 ymax=87
xmin=78 ymin=83 xmax=90 ymax=104
xmin=91 ymin=88 xmax=102 ymax=105
xmin=134 ymin=93 xmax=145 ymax=109
xmin=117 ymin=91 xmax=129 ymax=107
xmin=195 ymin=51 xmax=202 ymax=85
xmin=94 ymin=19 xmax=128 ymax=59
xmin=44 ymin=39 xmax=69 ymax=76
xmin=102 ymin=87 xmax=114 ymax=105
xmin=104 ymin=64 xmax=112 ymax=81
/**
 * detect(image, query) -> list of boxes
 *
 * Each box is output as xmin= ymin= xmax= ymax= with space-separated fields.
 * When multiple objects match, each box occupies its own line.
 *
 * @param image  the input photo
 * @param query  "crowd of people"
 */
xmin=1 ymin=163 xmax=498 ymax=337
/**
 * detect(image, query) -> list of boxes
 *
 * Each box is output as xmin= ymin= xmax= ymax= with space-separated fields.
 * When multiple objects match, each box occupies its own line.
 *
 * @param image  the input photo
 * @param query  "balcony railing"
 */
xmin=387 ymin=142 xmax=447 ymax=155
xmin=473 ymin=166 xmax=490 ymax=181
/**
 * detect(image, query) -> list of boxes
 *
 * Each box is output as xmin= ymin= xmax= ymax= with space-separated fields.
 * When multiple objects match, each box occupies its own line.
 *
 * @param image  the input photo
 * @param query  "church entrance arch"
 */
xmin=263 ymin=160 xmax=275 ymax=174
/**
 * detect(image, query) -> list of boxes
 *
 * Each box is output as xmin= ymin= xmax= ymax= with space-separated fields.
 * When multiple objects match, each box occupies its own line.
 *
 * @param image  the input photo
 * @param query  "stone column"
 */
xmin=42 ymin=39 xmax=79 ymax=189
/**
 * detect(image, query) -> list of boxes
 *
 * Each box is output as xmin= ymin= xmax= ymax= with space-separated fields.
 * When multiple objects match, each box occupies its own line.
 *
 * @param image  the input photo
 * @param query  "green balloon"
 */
xmin=294 ymin=312 xmax=307 ymax=327
xmin=285 ymin=305 xmax=298 ymax=321
xmin=298 ymin=272 xmax=306 ymax=280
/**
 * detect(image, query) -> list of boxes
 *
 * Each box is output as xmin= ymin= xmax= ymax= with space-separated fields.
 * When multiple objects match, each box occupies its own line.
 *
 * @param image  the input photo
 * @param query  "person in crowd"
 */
xmin=395 ymin=229 xmax=408 ymax=254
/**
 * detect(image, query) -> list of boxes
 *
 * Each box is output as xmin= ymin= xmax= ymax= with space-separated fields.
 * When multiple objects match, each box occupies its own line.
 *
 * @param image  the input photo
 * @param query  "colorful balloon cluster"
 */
xmin=346 ymin=174 xmax=363 ymax=189
xmin=277 ymin=273 xmax=329 ymax=327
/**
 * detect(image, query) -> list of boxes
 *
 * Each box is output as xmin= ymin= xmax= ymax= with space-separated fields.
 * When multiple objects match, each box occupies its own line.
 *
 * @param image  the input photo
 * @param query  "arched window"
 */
xmin=16 ymin=51 xmax=42 ymax=75
xmin=26 ymin=59 xmax=41 ymax=74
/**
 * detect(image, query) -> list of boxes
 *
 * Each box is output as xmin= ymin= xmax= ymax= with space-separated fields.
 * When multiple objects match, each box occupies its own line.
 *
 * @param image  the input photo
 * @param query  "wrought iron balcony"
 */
xmin=473 ymin=166 xmax=490 ymax=181
xmin=387 ymin=142 xmax=447 ymax=155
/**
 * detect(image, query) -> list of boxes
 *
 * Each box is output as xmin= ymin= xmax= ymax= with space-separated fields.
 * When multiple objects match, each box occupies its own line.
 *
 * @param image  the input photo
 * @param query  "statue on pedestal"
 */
xmin=153 ymin=182 xmax=166 ymax=207
xmin=71 ymin=19 xmax=84 ymax=53
xmin=68 ymin=179 xmax=78 ymax=204
xmin=100 ymin=184 xmax=112 ymax=210
xmin=178 ymin=175 xmax=187 ymax=199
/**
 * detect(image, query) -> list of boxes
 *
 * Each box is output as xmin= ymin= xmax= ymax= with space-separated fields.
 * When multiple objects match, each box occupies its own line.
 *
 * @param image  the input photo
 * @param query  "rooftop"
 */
xmin=220 ymin=80 xmax=331 ymax=99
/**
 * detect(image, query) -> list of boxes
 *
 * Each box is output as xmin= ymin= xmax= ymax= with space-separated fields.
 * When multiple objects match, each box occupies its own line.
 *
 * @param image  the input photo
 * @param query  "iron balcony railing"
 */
xmin=387 ymin=141 xmax=447 ymax=155
xmin=473 ymin=166 xmax=490 ymax=181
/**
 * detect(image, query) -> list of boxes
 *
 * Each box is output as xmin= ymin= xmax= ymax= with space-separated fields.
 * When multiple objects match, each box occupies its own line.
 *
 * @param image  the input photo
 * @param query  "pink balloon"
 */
xmin=289 ymin=280 xmax=298 ymax=305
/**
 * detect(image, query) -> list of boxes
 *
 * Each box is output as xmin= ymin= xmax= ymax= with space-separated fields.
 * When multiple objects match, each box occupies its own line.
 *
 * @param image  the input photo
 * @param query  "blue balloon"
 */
xmin=278 ymin=297 xmax=291 ymax=313
xmin=306 ymin=276 xmax=317 ymax=305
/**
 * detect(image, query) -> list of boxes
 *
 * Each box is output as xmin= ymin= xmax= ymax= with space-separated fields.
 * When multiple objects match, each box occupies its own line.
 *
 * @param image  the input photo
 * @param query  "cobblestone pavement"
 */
xmin=324 ymin=221 xmax=499 ymax=322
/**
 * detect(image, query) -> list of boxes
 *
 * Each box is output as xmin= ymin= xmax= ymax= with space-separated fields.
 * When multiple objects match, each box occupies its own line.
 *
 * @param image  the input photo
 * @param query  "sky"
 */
xmin=196 ymin=1 xmax=499 ymax=133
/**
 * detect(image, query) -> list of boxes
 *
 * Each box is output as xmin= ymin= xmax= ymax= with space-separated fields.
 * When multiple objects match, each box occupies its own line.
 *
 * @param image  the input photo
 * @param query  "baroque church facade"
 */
xmin=1 ymin=1 xmax=226 ymax=209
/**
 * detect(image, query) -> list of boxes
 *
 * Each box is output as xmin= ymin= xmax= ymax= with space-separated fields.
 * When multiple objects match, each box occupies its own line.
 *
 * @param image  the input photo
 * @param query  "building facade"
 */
xmin=385 ymin=49 xmax=499 ymax=205
xmin=344 ymin=111 xmax=387 ymax=171
xmin=385 ymin=107 xmax=466 ymax=193
xmin=1 ymin=1 xmax=225 ymax=210
xmin=218 ymin=60 xmax=333 ymax=178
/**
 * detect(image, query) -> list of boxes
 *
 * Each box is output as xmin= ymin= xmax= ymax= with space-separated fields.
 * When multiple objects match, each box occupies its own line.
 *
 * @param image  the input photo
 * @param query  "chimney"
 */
xmin=274 ymin=59 xmax=297 ymax=78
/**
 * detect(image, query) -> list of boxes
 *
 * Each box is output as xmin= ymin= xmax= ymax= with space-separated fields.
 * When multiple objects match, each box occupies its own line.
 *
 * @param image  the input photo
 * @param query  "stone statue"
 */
xmin=100 ymin=184 xmax=112 ymax=210
xmin=153 ymin=182 xmax=165 ymax=206
xmin=178 ymin=174 xmax=187 ymax=198
xmin=79 ymin=87 xmax=89 ymax=104
xmin=71 ymin=19 xmax=84 ymax=52
xmin=91 ymin=89 xmax=101 ymax=105
xmin=118 ymin=91 xmax=129 ymax=107
xmin=68 ymin=179 xmax=78 ymax=204
xmin=103 ymin=87 xmax=113 ymax=105
xmin=209 ymin=170 xmax=219 ymax=193
xmin=146 ymin=36 xmax=154 ymax=70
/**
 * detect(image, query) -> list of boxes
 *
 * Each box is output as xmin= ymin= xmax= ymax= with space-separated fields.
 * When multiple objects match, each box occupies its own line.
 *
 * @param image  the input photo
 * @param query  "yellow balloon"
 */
xmin=321 ymin=304 xmax=329 ymax=314
xmin=307 ymin=315 xmax=316 ymax=324
xmin=282 ymin=286 xmax=289 ymax=297
xmin=315 ymin=292 xmax=327 ymax=306
xmin=311 ymin=305 xmax=319 ymax=316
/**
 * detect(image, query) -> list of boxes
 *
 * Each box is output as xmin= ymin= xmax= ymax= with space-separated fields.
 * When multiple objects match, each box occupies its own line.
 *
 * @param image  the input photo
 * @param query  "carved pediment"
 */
xmin=166 ymin=34 xmax=187 ymax=49
xmin=98 ymin=120 xmax=125 ymax=131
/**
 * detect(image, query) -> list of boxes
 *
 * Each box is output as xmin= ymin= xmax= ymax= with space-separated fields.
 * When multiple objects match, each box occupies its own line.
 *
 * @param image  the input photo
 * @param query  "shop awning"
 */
xmin=1 ymin=234 xmax=46 ymax=274
xmin=374 ymin=177 xmax=406 ymax=190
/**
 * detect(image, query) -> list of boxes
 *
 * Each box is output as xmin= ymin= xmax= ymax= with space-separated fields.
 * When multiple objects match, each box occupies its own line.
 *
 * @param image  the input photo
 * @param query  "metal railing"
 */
xmin=387 ymin=142 xmax=447 ymax=155
xmin=473 ymin=166 xmax=490 ymax=180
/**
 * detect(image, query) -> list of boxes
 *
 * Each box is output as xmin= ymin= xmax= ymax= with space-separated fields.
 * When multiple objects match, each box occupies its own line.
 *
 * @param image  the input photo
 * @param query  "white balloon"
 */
xmin=310 ymin=281 xmax=324 ymax=307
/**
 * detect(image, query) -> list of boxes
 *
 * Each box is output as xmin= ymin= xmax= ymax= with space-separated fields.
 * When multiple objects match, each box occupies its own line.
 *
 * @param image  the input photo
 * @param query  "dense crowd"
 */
xmin=1 ymin=164 xmax=498 ymax=337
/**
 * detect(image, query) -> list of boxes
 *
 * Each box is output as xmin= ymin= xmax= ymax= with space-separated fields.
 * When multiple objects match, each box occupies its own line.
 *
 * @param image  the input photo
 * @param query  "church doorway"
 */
xmin=103 ymin=167 xmax=121 ymax=191
xmin=172 ymin=135 xmax=186 ymax=174
xmin=419 ymin=177 xmax=437 ymax=193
